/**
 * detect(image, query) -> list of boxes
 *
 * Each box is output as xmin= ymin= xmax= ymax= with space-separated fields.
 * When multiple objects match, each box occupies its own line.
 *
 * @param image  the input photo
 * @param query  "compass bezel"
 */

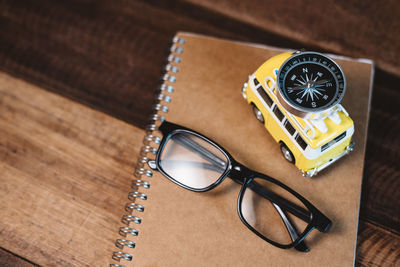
xmin=276 ymin=51 xmax=346 ymax=118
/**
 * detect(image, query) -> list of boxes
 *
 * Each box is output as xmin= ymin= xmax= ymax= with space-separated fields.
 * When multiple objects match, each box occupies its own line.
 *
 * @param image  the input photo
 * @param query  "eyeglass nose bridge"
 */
xmin=228 ymin=162 xmax=254 ymax=185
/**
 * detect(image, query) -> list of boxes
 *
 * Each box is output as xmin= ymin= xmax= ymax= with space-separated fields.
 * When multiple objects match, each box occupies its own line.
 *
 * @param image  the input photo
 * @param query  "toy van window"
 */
xmin=257 ymin=87 xmax=273 ymax=107
xmin=334 ymin=131 xmax=346 ymax=142
xmin=253 ymin=77 xmax=259 ymax=86
xmin=295 ymin=134 xmax=308 ymax=150
xmin=321 ymin=143 xmax=330 ymax=152
xmin=273 ymin=105 xmax=284 ymax=121
xmin=284 ymin=120 xmax=296 ymax=136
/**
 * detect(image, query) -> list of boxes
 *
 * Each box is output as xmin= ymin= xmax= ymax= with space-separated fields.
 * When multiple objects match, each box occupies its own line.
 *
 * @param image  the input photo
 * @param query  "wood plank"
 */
xmin=0 ymin=248 xmax=38 ymax=267
xmin=0 ymin=72 xmax=145 ymax=266
xmin=185 ymin=0 xmax=400 ymax=77
xmin=361 ymin=83 xmax=400 ymax=233
xmin=356 ymin=221 xmax=400 ymax=266
xmin=0 ymin=0 xmax=317 ymax=129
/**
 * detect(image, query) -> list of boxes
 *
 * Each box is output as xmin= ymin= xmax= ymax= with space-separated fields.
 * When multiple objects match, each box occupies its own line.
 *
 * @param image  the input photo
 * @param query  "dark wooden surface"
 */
xmin=0 ymin=0 xmax=399 ymax=266
xmin=186 ymin=0 xmax=400 ymax=77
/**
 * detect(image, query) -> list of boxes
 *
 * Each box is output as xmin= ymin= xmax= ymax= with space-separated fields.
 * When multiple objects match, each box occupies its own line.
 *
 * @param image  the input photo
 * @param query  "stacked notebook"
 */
xmin=112 ymin=32 xmax=373 ymax=266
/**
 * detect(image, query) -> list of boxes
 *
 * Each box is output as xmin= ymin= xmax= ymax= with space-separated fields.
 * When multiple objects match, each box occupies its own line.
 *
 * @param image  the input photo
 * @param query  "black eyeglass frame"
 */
xmin=151 ymin=121 xmax=331 ymax=250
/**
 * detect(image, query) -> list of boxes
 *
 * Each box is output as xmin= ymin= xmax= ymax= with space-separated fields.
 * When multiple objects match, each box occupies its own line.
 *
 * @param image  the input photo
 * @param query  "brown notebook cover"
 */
xmin=125 ymin=32 xmax=373 ymax=266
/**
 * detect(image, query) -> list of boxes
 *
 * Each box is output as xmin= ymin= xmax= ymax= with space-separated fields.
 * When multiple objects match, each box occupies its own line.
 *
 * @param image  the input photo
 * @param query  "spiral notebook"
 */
xmin=111 ymin=32 xmax=373 ymax=266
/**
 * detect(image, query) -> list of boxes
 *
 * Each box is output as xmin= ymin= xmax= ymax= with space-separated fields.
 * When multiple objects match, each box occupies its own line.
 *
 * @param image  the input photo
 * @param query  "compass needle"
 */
xmin=314 ymin=79 xmax=330 ymax=86
xmin=314 ymin=90 xmax=323 ymax=96
xmin=301 ymin=89 xmax=308 ymax=99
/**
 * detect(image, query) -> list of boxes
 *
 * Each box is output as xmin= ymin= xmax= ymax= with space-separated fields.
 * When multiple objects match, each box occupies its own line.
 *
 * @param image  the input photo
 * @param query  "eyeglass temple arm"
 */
xmin=172 ymin=134 xmax=228 ymax=168
xmin=245 ymin=180 xmax=311 ymax=223
xmin=273 ymin=203 xmax=309 ymax=252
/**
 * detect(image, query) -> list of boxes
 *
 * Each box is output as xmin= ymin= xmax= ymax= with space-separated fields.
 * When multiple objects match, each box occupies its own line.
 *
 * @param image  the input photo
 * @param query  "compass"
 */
xmin=276 ymin=52 xmax=346 ymax=118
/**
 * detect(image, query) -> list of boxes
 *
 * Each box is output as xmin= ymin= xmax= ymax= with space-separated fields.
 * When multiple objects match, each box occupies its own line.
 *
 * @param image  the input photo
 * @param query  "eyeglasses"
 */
xmin=148 ymin=121 xmax=332 ymax=252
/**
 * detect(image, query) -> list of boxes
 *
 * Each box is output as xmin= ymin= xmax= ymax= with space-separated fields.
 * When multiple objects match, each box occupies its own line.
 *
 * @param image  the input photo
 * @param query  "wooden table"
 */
xmin=0 ymin=1 xmax=399 ymax=266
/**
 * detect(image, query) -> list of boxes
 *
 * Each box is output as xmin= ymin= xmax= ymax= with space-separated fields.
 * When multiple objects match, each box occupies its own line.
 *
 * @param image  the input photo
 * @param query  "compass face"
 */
xmin=277 ymin=52 xmax=346 ymax=115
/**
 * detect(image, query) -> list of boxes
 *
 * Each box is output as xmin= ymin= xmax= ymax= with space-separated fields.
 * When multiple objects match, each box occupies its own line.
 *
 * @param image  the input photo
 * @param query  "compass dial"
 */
xmin=277 ymin=52 xmax=346 ymax=117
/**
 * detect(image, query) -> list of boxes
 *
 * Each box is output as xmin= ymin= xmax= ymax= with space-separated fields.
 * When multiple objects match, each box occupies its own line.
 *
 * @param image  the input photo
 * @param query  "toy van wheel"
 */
xmin=252 ymin=104 xmax=265 ymax=124
xmin=280 ymin=142 xmax=295 ymax=164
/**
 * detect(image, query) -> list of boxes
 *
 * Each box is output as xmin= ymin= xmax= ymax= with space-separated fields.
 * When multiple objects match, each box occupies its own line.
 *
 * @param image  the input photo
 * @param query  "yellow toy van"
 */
xmin=242 ymin=51 xmax=354 ymax=177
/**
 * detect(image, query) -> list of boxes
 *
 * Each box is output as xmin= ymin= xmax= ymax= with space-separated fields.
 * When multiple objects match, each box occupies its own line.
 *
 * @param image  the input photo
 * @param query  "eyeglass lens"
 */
xmin=241 ymin=177 xmax=310 ymax=245
xmin=159 ymin=132 xmax=228 ymax=190
xmin=240 ymin=178 xmax=310 ymax=245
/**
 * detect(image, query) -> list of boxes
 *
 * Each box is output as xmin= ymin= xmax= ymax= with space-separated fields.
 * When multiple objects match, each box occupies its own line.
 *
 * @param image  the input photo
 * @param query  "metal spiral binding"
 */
xmin=110 ymin=35 xmax=185 ymax=266
xmin=125 ymin=203 xmax=145 ymax=212
xmin=119 ymin=226 xmax=139 ymax=237
xmin=128 ymin=191 xmax=147 ymax=201
xmin=121 ymin=214 xmax=142 ymax=225
xmin=116 ymin=239 xmax=136 ymax=249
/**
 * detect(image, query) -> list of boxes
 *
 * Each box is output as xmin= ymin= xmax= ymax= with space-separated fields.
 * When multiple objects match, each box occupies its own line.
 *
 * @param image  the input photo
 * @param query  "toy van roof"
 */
xmin=254 ymin=52 xmax=354 ymax=149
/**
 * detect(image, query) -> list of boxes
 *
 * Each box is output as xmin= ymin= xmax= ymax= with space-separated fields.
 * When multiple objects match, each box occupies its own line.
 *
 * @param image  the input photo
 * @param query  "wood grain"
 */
xmin=356 ymin=221 xmax=400 ymax=266
xmin=361 ymin=82 xmax=400 ymax=233
xmin=0 ymin=0 xmax=398 ymax=265
xmin=0 ymin=248 xmax=37 ymax=267
xmin=0 ymin=72 xmax=145 ymax=266
xmin=0 ymin=0 xmax=316 ymax=129
xmin=186 ymin=0 xmax=400 ymax=77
